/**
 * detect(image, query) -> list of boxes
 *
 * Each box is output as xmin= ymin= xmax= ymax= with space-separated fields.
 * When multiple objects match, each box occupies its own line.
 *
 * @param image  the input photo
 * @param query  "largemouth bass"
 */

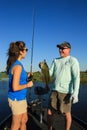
xmin=39 ymin=60 xmax=50 ymax=91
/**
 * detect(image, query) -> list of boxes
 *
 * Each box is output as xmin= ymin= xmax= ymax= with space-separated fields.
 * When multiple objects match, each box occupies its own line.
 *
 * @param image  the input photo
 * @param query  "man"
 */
xmin=47 ymin=41 xmax=80 ymax=130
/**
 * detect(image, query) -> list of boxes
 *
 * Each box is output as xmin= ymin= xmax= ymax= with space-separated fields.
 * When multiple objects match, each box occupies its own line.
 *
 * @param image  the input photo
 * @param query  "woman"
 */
xmin=6 ymin=41 xmax=33 ymax=130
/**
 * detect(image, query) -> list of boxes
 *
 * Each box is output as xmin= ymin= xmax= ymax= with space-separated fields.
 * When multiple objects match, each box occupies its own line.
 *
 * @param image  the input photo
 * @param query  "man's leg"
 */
xmin=65 ymin=112 xmax=72 ymax=130
xmin=47 ymin=109 xmax=53 ymax=130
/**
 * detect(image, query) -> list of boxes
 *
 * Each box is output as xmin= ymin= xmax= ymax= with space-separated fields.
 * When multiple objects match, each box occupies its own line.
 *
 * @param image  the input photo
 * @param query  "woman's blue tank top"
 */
xmin=8 ymin=60 xmax=27 ymax=101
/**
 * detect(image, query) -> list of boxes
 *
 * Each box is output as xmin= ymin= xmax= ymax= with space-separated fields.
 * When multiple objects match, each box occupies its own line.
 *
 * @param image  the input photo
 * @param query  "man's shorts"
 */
xmin=48 ymin=91 xmax=72 ymax=113
xmin=8 ymin=98 xmax=27 ymax=115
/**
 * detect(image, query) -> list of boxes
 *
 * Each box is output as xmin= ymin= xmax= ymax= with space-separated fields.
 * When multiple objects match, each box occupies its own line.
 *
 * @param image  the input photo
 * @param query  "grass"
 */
xmin=80 ymin=71 xmax=87 ymax=84
xmin=0 ymin=72 xmax=8 ymax=80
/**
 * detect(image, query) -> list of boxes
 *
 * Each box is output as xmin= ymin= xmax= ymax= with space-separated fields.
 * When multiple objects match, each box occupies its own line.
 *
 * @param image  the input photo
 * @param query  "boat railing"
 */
xmin=0 ymin=114 xmax=11 ymax=129
xmin=72 ymin=115 xmax=87 ymax=129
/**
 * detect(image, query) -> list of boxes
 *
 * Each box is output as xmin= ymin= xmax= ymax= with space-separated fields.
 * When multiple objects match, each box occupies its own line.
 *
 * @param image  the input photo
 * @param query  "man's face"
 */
xmin=59 ymin=46 xmax=70 ymax=57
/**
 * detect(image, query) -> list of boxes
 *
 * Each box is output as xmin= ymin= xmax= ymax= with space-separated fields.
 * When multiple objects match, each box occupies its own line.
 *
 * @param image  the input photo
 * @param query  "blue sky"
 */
xmin=0 ymin=0 xmax=87 ymax=72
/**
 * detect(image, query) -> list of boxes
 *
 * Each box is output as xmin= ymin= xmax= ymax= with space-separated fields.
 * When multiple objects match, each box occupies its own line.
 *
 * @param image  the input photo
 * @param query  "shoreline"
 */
xmin=0 ymin=71 xmax=87 ymax=83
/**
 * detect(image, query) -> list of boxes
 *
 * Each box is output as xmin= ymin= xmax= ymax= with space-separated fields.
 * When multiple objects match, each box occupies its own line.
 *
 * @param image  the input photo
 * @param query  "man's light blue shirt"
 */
xmin=49 ymin=56 xmax=80 ymax=97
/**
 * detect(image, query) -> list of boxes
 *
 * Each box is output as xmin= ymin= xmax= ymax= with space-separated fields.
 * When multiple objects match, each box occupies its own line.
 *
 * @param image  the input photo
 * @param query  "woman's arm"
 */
xmin=12 ymin=65 xmax=33 ymax=91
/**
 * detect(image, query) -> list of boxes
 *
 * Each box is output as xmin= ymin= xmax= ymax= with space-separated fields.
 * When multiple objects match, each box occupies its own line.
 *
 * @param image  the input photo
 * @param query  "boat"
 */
xmin=0 ymin=106 xmax=86 ymax=130
xmin=0 ymin=87 xmax=87 ymax=130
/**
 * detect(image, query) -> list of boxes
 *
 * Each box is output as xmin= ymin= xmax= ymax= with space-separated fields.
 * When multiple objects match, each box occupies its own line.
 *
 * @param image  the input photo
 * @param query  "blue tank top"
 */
xmin=8 ymin=60 xmax=27 ymax=100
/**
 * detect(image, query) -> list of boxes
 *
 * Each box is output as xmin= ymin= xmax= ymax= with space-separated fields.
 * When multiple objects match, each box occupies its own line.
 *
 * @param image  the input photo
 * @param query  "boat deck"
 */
xmin=27 ymin=107 xmax=86 ymax=130
xmin=0 ymin=106 xmax=86 ymax=130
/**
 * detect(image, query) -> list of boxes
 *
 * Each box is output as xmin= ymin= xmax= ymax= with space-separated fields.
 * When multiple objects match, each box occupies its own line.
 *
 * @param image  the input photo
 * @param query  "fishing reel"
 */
xmin=26 ymin=74 xmax=33 ymax=82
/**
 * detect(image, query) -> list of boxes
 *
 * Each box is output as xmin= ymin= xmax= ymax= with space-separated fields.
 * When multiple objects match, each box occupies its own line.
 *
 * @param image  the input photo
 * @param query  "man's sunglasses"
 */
xmin=59 ymin=47 xmax=69 ymax=50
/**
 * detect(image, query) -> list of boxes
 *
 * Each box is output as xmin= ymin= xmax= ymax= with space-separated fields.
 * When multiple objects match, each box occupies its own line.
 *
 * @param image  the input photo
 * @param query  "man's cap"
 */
xmin=57 ymin=41 xmax=71 ymax=49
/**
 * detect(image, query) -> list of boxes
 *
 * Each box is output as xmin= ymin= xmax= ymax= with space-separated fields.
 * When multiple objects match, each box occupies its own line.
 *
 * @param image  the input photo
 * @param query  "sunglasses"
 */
xmin=22 ymin=48 xmax=28 ymax=52
xmin=59 ymin=47 xmax=69 ymax=50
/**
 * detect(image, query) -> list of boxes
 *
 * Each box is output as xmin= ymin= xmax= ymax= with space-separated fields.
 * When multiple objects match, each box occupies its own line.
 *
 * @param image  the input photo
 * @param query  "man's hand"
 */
xmin=70 ymin=95 xmax=78 ymax=104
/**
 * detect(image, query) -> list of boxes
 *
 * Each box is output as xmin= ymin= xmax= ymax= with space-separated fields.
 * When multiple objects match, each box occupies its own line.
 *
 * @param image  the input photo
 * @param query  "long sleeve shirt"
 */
xmin=49 ymin=56 xmax=80 ymax=97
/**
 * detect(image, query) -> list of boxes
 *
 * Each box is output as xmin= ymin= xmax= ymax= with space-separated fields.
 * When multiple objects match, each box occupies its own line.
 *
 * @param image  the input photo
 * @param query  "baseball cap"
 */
xmin=57 ymin=41 xmax=71 ymax=49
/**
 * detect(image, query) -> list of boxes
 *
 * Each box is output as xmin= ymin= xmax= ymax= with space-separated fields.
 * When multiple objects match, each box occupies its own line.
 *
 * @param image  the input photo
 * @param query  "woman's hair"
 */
xmin=6 ymin=41 xmax=26 ymax=74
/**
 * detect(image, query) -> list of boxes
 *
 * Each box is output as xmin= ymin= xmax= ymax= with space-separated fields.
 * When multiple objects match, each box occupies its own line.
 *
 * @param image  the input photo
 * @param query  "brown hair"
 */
xmin=6 ymin=41 xmax=26 ymax=74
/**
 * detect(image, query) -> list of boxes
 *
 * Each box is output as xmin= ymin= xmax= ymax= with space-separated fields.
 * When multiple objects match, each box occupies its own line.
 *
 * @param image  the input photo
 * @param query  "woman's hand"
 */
xmin=27 ymin=72 xmax=33 ymax=82
xmin=27 ymin=81 xmax=33 ymax=88
xmin=27 ymin=72 xmax=33 ymax=77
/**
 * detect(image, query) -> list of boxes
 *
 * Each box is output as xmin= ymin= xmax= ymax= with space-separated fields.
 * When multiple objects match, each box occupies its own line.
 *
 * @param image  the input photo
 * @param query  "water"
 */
xmin=0 ymin=79 xmax=87 ymax=124
xmin=72 ymin=84 xmax=87 ymax=123
xmin=0 ymin=79 xmax=11 ymax=123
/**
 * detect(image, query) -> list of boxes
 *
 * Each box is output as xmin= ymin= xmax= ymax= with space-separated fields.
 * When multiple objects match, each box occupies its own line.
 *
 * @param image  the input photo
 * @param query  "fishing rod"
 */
xmin=27 ymin=8 xmax=36 ymax=100
xmin=30 ymin=7 xmax=35 ymax=73
xmin=27 ymin=8 xmax=35 ymax=82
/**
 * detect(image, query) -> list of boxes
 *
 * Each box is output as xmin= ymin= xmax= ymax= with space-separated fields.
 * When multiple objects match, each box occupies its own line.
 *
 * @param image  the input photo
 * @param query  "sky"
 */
xmin=0 ymin=0 xmax=87 ymax=72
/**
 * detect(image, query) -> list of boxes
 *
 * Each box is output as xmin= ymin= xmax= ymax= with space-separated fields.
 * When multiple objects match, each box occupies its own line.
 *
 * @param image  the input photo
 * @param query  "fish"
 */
xmin=39 ymin=60 xmax=50 ymax=91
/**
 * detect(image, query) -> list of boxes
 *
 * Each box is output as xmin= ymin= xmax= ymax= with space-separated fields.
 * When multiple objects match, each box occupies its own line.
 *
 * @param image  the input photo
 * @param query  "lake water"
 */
xmin=0 ymin=79 xmax=87 ymax=124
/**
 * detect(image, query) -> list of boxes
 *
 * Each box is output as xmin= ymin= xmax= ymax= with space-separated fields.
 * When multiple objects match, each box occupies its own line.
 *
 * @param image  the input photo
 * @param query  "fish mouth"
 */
xmin=39 ymin=63 xmax=41 ymax=68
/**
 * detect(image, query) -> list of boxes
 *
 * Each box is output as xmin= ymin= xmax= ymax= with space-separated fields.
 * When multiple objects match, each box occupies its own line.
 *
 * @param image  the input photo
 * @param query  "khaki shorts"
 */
xmin=8 ymin=98 xmax=27 ymax=115
xmin=48 ymin=91 xmax=72 ymax=113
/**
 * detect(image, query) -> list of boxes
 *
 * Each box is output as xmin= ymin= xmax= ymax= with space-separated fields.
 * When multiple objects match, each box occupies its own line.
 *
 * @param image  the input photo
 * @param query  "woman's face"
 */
xmin=20 ymin=47 xmax=28 ymax=59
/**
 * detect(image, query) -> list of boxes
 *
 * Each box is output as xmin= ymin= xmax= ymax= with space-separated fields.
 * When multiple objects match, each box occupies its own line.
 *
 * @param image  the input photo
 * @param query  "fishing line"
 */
xmin=30 ymin=7 xmax=35 ymax=72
